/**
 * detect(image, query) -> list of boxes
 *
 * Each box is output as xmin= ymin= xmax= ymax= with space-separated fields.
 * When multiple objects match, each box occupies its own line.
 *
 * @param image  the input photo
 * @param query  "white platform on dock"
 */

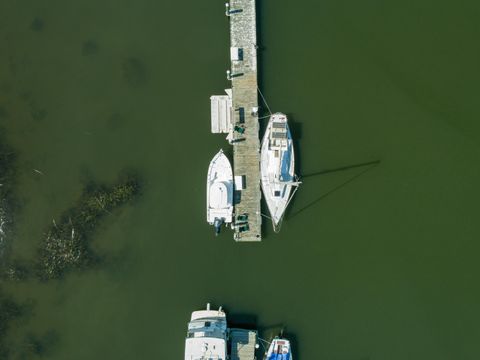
xmin=211 ymin=89 xmax=233 ymax=134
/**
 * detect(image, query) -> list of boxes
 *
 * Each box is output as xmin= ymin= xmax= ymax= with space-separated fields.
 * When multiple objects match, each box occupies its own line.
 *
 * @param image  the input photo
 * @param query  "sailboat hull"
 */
xmin=260 ymin=113 xmax=296 ymax=230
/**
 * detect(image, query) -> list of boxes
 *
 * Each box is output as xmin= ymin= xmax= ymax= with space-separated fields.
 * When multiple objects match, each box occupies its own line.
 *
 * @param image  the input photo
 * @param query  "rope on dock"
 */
xmin=257 ymin=86 xmax=272 ymax=115
xmin=260 ymin=212 xmax=272 ymax=220
xmin=257 ymin=337 xmax=271 ymax=354
xmin=258 ymin=114 xmax=271 ymax=120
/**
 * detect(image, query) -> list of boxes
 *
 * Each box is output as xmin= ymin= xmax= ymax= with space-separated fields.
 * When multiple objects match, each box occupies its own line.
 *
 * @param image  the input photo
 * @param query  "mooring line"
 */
xmin=260 ymin=212 xmax=272 ymax=220
xmin=257 ymin=86 xmax=272 ymax=115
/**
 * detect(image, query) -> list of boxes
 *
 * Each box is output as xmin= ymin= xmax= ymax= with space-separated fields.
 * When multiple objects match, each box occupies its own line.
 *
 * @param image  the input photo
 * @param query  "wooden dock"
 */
xmin=229 ymin=328 xmax=258 ymax=360
xmin=228 ymin=0 xmax=262 ymax=241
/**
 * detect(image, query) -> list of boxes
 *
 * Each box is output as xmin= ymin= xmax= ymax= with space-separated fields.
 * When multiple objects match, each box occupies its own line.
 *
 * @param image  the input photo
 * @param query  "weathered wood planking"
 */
xmin=228 ymin=0 xmax=262 ymax=241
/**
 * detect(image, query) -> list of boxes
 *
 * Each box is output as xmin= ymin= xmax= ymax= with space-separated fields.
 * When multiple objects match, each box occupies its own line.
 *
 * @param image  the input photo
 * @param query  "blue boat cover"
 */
xmin=267 ymin=353 xmax=290 ymax=360
xmin=280 ymin=143 xmax=292 ymax=182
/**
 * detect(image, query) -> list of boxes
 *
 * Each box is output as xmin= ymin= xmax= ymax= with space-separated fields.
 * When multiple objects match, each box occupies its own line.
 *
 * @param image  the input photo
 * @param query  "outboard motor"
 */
xmin=214 ymin=218 xmax=223 ymax=236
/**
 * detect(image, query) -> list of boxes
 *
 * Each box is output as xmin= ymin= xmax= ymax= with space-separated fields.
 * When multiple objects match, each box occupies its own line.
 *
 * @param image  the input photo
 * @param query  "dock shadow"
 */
xmin=227 ymin=313 xmax=258 ymax=330
xmin=257 ymin=323 xmax=285 ymax=342
xmin=283 ymin=330 xmax=300 ymax=360
xmin=234 ymin=190 xmax=242 ymax=205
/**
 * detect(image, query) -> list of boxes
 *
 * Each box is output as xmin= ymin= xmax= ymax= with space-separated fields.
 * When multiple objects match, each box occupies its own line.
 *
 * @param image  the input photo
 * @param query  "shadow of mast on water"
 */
xmin=288 ymin=160 xmax=381 ymax=220
xmin=300 ymin=160 xmax=380 ymax=178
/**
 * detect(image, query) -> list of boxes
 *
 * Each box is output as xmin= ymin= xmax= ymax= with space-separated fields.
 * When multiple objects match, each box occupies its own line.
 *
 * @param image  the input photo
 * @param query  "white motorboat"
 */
xmin=260 ymin=113 xmax=300 ymax=231
xmin=265 ymin=337 xmax=293 ymax=360
xmin=207 ymin=149 xmax=234 ymax=235
xmin=185 ymin=304 xmax=227 ymax=360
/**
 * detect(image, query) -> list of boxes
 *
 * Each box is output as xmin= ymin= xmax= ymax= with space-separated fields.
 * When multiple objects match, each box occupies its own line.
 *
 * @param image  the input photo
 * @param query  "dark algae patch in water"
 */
xmin=122 ymin=57 xmax=147 ymax=87
xmin=81 ymin=40 xmax=99 ymax=56
xmin=19 ymin=330 xmax=59 ymax=358
xmin=0 ymin=131 xmax=18 ymax=259
xmin=0 ymin=171 xmax=140 ymax=358
xmin=0 ymin=290 xmax=57 ymax=359
xmin=0 ymin=106 xmax=8 ymax=120
xmin=30 ymin=17 xmax=45 ymax=32
xmin=37 ymin=175 xmax=140 ymax=280
xmin=0 ymin=290 xmax=22 ymax=359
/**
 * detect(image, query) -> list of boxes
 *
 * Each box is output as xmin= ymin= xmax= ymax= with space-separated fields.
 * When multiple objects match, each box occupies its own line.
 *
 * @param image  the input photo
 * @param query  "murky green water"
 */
xmin=1 ymin=0 xmax=480 ymax=359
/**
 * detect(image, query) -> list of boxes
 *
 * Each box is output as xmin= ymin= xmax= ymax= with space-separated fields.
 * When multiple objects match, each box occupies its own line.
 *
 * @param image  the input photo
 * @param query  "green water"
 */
xmin=1 ymin=0 xmax=480 ymax=359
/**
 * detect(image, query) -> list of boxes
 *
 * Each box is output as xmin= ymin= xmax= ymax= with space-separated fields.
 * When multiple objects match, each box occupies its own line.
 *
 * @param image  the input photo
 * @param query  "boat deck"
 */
xmin=229 ymin=328 xmax=258 ymax=360
xmin=228 ymin=0 xmax=262 ymax=241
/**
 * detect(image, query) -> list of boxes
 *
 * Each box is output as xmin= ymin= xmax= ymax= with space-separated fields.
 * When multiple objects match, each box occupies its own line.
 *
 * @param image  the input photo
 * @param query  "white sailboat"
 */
xmin=260 ymin=113 xmax=300 ymax=232
xmin=207 ymin=149 xmax=234 ymax=235
xmin=185 ymin=304 xmax=227 ymax=360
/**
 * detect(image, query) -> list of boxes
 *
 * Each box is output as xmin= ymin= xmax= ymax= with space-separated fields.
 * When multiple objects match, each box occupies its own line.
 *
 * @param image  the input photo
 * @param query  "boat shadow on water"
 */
xmin=227 ymin=312 xmax=258 ymax=330
xmin=286 ymin=160 xmax=381 ymax=221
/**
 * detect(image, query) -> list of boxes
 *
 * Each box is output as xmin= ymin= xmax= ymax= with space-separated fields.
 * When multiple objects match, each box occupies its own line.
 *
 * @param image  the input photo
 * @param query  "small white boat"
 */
xmin=185 ymin=303 xmax=227 ymax=360
xmin=260 ymin=113 xmax=300 ymax=231
xmin=265 ymin=337 xmax=293 ymax=360
xmin=207 ymin=149 xmax=234 ymax=235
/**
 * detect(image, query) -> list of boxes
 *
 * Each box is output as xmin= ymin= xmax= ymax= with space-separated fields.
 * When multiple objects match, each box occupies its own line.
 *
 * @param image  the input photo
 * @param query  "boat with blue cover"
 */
xmin=265 ymin=337 xmax=292 ymax=360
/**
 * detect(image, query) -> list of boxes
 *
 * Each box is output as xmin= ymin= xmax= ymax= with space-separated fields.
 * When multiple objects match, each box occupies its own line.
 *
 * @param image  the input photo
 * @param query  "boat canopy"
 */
xmin=209 ymin=182 xmax=231 ymax=209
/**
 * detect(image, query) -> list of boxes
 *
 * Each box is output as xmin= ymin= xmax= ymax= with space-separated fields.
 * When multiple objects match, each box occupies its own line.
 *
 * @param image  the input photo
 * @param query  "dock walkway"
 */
xmin=228 ymin=0 xmax=262 ymax=241
xmin=229 ymin=328 xmax=258 ymax=360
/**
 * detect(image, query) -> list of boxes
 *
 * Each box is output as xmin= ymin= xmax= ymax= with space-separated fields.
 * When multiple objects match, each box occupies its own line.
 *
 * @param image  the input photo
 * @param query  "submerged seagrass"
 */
xmin=37 ymin=175 xmax=139 ymax=279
